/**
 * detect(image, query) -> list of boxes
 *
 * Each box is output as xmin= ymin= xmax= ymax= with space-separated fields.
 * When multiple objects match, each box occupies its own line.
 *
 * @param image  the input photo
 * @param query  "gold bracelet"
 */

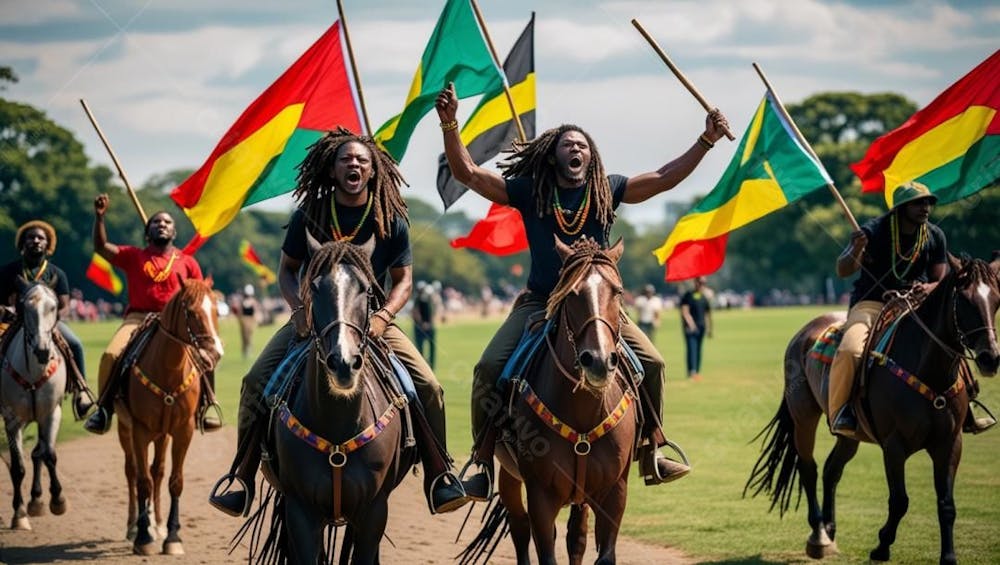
xmin=697 ymin=133 xmax=715 ymax=150
xmin=440 ymin=120 xmax=459 ymax=132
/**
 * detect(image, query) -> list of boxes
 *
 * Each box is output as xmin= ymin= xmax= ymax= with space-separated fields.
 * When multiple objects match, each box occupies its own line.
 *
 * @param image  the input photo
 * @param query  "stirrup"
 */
xmin=72 ymin=390 xmax=97 ymax=421
xmin=458 ymin=458 xmax=494 ymax=502
xmin=198 ymin=401 xmax=224 ymax=434
xmin=640 ymin=437 xmax=691 ymax=486
xmin=426 ymin=470 xmax=468 ymax=515
xmin=965 ymin=399 xmax=997 ymax=435
xmin=208 ymin=474 xmax=252 ymax=517
xmin=83 ymin=407 xmax=112 ymax=435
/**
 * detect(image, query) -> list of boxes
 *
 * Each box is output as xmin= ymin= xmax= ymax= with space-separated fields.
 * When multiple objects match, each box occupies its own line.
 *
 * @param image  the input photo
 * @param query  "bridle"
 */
xmin=311 ymin=277 xmax=375 ymax=372
xmin=20 ymin=285 xmax=59 ymax=364
xmin=157 ymin=295 xmax=219 ymax=375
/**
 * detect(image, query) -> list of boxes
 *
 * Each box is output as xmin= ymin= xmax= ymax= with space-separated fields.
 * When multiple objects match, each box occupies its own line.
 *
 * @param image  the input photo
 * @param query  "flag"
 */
xmin=852 ymin=49 xmax=1000 ymax=207
xmin=171 ymin=21 xmax=363 ymax=249
xmin=437 ymin=13 xmax=536 ymax=209
xmin=240 ymin=240 xmax=277 ymax=285
xmin=86 ymin=253 xmax=123 ymax=295
xmin=450 ymin=203 xmax=527 ymax=255
xmin=653 ymin=93 xmax=833 ymax=281
xmin=374 ymin=0 xmax=504 ymax=161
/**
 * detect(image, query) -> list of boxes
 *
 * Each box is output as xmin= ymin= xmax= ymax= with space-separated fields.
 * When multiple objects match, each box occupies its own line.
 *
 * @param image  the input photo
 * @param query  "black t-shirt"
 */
xmin=850 ymin=214 xmax=947 ymax=306
xmin=680 ymin=290 xmax=711 ymax=331
xmin=282 ymin=205 xmax=412 ymax=290
xmin=416 ymin=295 xmax=434 ymax=324
xmin=0 ymin=259 xmax=70 ymax=307
xmin=506 ymin=174 xmax=628 ymax=297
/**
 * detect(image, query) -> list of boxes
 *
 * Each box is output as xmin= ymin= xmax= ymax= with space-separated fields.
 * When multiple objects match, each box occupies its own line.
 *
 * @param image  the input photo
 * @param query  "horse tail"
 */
xmin=456 ymin=497 xmax=509 ymax=565
xmin=743 ymin=396 xmax=801 ymax=517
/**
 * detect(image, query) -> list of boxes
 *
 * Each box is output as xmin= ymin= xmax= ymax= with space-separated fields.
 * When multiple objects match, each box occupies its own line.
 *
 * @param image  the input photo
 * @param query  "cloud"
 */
xmin=0 ymin=0 xmax=82 ymax=25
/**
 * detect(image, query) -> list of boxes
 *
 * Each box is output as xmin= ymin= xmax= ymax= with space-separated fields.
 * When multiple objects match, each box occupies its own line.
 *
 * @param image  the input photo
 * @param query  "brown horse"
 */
xmin=746 ymin=254 xmax=1000 ymax=564
xmin=465 ymin=237 xmax=638 ymax=565
xmin=252 ymin=239 xmax=416 ymax=564
xmin=117 ymin=278 xmax=223 ymax=555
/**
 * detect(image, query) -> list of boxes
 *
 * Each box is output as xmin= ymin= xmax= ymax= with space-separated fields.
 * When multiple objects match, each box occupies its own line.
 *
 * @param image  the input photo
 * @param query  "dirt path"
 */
xmin=0 ymin=428 xmax=693 ymax=564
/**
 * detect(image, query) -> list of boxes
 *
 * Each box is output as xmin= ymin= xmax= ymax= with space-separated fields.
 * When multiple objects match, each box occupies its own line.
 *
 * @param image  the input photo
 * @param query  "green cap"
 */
xmin=891 ymin=181 xmax=937 ymax=210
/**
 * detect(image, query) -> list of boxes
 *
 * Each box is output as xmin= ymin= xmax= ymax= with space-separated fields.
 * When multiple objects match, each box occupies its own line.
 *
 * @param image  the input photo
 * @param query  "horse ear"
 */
xmin=606 ymin=237 xmax=624 ymax=263
xmin=205 ymin=275 xmax=213 ymax=288
xmin=357 ymin=235 xmax=376 ymax=260
xmin=554 ymin=234 xmax=573 ymax=263
xmin=305 ymin=228 xmax=322 ymax=257
xmin=947 ymin=252 xmax=963 ymax=274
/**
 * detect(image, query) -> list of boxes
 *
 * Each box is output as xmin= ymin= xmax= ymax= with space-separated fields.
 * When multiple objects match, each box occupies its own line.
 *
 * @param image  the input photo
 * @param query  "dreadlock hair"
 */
xmin=293 ymin=127 xmax=408 ymax=241
xmin=545 ymin=237 xmax=618 ymax=320
xmin=299 ymin=240 xmax=386 ymax=332
xmin=498 ymin=124 xmax=615 ymax=241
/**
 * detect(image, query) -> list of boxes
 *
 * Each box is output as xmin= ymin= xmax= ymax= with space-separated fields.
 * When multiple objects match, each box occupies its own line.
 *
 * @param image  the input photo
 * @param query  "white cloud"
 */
xmin=0 ymin=0 xmax=82 ymax=25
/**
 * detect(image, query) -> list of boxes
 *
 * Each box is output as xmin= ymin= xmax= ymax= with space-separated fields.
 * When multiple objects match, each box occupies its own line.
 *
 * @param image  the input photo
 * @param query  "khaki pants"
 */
xmin=828 ymin=300 xmax=883 ymax=419
xmin=472 ymin=292 xmax=666 ymax=443
xmin=97 ymin=312 xmax=149 ymax=395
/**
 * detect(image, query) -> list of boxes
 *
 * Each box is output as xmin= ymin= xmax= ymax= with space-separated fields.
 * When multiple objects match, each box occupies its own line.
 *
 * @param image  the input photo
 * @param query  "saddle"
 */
xmin=109 ymin=314 xmax=161 ymax=400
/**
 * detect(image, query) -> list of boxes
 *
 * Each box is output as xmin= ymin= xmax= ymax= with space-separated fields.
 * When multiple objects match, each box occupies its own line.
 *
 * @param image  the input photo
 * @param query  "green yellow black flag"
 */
xmin=436 ymin=13 xmax=536 ymax=209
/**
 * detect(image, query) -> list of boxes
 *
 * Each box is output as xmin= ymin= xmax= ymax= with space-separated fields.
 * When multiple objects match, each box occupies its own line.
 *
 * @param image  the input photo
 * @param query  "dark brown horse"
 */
xmin=746 ymin=254 xmax=1000 ymax=564
xmin=256 ymin=239 xmax=415 ymax=564
xmin=467 ymin=237 xmax=638 ymax=565
xmin=117 ymin=278 xmax=223 ymax=555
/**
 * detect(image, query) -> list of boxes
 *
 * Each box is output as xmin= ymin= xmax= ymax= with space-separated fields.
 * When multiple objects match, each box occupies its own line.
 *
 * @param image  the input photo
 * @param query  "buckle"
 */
xmin=574 ymin=439 xmax=591 ymax=455
xmin=163 ymin=394 xmax=175 ymax=406
xmin=933 ymin=396 xmax=947 ymax=410
xmin=328 ymin=447 xmax=347 ymax=468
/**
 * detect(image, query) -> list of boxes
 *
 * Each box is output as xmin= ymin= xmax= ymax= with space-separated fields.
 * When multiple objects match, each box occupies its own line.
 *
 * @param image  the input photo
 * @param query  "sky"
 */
xmin=1 ymin=0 xmax=997 ymax=229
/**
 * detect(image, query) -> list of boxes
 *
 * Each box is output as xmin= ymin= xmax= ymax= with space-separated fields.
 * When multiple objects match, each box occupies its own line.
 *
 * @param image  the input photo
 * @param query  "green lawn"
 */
xmin=24 ymin=307 xmax=1000 ymax=563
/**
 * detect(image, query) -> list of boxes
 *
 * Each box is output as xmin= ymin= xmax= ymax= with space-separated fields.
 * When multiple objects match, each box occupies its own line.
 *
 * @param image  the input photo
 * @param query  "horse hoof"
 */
xmin=27 ymin=498 xmax=46 ymax=517
xmin=806 ymin=539 xmax=838 ymax=559
xmin=11 ymin=515 xmax=31 ymax=530
xmin=869 ymin=547 xmax=891 ymax=563
xmin=162 ymin=541 xmax=185 ymax=555
xmin=134 ymin=541 xmax=159 ymax=556
xmin=50 ymin=496 xmax=68 ymax=515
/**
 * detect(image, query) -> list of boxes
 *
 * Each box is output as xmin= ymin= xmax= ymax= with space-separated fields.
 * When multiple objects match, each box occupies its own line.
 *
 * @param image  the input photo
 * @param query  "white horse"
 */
xmin=0 ymin=280 xmax=69 ymax=530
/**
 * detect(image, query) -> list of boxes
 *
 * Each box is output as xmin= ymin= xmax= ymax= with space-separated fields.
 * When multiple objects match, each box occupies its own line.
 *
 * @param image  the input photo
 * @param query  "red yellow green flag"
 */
xmin=239 ymin=240 xmax=276 ymax=285
xmin=86 ymin=253 xmax=123 ymax=295
xmin=171 ymin=21 xmax=363 ymax=247
xmin=852 ymin=49 xmax=1000 ymax=206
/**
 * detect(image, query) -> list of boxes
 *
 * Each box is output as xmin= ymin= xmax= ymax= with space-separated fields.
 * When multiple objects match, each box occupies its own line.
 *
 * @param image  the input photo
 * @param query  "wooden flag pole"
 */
xmin=751 ymin=63 xmax=860 ymax=231
xmin=470 ymin=0 xmax=527 ymax=143
xmin=337 ymin=0 xmax=373 ymax=135
xmin=631 ymin=19 xmax=735 ymax=141
xmin=79 ymin=99 xmax=148 ymax=225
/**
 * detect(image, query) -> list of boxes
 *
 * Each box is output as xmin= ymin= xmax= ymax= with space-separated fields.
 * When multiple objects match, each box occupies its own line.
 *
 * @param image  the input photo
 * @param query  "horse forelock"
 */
xmin=301 ymin=241 xmax=382 ymax=331
xmin=546 ymin=242 xmax=621 ymax=320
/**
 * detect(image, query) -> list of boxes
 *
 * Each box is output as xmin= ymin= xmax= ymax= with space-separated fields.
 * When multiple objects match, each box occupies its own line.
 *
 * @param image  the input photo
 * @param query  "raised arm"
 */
xmin=836 ymin=230 xmax=868 ymax=278
xmin=622 ymin=110 xmax=730 ymax=204
xmin=92 ymin=193 xmax=120 ymax=261
xmin=435 ymin=83 xmax=508 ymax=204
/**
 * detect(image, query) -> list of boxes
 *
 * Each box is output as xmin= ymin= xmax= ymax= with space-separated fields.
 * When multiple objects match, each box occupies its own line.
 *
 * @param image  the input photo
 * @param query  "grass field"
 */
xmin=18 ymin=306 xmax=1000 ymax=563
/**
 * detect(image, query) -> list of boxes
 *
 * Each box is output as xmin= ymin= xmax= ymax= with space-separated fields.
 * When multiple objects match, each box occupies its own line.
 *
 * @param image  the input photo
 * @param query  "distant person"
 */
xmin=236 ymin=284 xmax=261 ymax=359
xmin=413 ymin=280 xmax=444 ymax=369
xmin=634 ymin=284 xmax=664 ymax=341
xmin=680 ymin=276 xmax=712 ymax=381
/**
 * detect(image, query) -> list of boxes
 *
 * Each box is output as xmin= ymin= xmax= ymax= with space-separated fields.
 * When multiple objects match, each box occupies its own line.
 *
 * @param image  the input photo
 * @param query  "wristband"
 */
xmin=374 ymin=308 xmax=395 ymax=324
xmin=440 ymin=120 xmax=459 ymax=132
xmin=697 ymin=133 xmax=715 ymax=150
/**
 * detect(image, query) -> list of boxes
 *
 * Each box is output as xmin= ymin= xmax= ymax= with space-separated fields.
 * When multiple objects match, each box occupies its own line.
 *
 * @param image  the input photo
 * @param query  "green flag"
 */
xmin=374 ymin=0 xmax=504 ymax=161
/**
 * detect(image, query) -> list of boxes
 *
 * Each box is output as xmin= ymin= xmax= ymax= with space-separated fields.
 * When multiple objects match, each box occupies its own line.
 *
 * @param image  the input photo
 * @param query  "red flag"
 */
xmin=450 ymin=204 xmax=527 ymax=256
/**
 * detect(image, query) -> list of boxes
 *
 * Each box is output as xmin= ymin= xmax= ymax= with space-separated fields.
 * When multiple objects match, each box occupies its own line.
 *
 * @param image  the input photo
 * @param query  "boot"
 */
xmin=425 ymin=471 xmax=468 ymax=515
xmin=209 ymin=438 xmax=260 ymax=517
xmin=72 ymin=390 xmax=95 ymax=421
xmin=831 ymin=404 xmax=858 ymax=437
xmin=638 ymin=444 xmax=691 ymax=485
xmin=459 ymin=458 xmax=494 ymax=502
xmin=964 ymin=399 xmax=996 ymax=434
xmin=198 ymin=371 xmax=223 ymax=432
xmin=84 ymin=406 xmax=112 ymax=435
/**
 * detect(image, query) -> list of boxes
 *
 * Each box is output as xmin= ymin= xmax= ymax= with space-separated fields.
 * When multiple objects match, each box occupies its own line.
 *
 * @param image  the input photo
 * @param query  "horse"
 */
xmin=116 ymin=277 xmax=223 ymax=555
xmin=254 ymin=238 xmax=416 ymax=564
xmin=465 ymin=237 xmax=638 ymax=565
xmin=746 ymin=254 xmax=1000 ymax=564
xmin=0 ymin=280 xmax=68 ymax=530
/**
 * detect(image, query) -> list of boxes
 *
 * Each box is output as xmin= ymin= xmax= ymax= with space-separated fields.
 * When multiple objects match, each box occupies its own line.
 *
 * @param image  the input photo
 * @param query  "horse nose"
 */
xmin=975 ymin=350 xmax=1000 ymax=377
xmin=33 ymin=347 xmax=48 ymax=364
xmin=326 ymin=351 xmax=358 ymax=386
xmin=577 ymin=350 xmax=609 ymax=383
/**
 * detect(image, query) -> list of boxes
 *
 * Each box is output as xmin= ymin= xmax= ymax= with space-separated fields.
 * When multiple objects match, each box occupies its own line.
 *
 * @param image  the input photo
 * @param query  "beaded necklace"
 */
xmin=22 ymin=259 xmax=49 ymax=282
xmin=552 ymin=185 xmax=591 ymax=236
xmin=143 ymin=252 xmax=179 ymax=283
xmin=890 ymin=213 xmax=928 ymax=281
xmin=331 ymin=194 xmax=374 ymax=242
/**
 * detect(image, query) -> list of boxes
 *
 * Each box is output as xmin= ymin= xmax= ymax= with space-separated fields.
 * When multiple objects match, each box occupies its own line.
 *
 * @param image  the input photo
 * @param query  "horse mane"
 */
xmin=545 ymin=238 xmax=618 ymax=320
xmin=300 ymin=241 xmax=384 ymax=329
xmin=955 ymin=256 xmax=999 ymax=292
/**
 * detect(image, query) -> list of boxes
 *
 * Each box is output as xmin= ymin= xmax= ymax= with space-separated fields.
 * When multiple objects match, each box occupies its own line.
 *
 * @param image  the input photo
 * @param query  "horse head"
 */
xmin=551 ymin=236 xmax=625 ymax=392
xmin=16 ymin=278 xmax=59 ymax=364
xmin=303 ymin=233 xmax=378 ymax=397
xmin=947 ymin=253 xmax=1000 ymax=376
xmin=163 ymin=277 xmax=224 ymax=372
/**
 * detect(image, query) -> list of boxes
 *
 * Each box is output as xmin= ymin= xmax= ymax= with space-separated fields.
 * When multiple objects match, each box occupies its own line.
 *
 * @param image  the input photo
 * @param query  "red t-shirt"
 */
xmin=111 ymin=246 xmax=203 ymax=314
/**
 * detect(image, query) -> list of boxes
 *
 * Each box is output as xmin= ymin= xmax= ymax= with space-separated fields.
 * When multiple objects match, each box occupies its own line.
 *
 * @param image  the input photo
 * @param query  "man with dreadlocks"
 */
xmin=830 ymin=181 xmax=995 ymax=436
xmin=209 ymin=127 xmax=469 ymax=517
xmin=436 ymin=83 xmax=729 ymax=498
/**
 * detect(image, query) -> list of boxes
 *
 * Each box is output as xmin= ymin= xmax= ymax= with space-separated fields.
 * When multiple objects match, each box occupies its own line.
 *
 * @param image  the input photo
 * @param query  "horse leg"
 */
xmin=499 ymin=469 xmax=531 ymax=565
xmin=5 ymin=422 xmax=30 ymax=530
xmin=931 ymin=436 xmax=962 ymax=565
xmin=870 ymin=438 xmax=909 ymax=563
xmin=118 ymin=416 xmax=139 ymax=541
xmin=162 ymin=426 xmax=193 ymax=555
xmin=152 ymin=435 xmax=169 ymax=540
xmin=593 ymin=479 xmax=627 ymax=565
xmin=352 ymin=496 xmax=389 ymax=565
xmin=28 ymin=441 xmax=46 ymax=517
xmin=566 ymin=504 xmax=589 ymax=565
xmin=790 ymin=411 xmax=835 ymax=558
xmin=525 ymin=483 xmax=560 ymax=565
xmin=131 ymin=428 xmax=158 ymax=555
xmin=284 ymin=495 xmax=324 ymax=564
xmin=37 ymin=406 xmax=67 ymax=515
xmin=821 ymin=436 xmax=859 ymax=545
